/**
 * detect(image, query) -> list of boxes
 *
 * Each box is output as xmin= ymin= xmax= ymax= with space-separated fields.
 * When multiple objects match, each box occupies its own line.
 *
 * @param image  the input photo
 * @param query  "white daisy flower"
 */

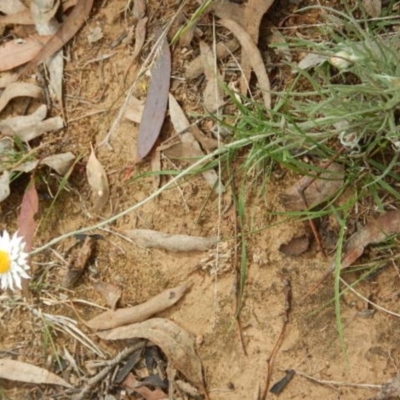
xmin=0 ymin=231 xmax=30 ymax=291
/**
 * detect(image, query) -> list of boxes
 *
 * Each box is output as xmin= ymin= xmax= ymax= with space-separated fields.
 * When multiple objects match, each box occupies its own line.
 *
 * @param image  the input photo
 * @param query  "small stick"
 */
xmin=294 ymin=369 xmax=382 ymax=390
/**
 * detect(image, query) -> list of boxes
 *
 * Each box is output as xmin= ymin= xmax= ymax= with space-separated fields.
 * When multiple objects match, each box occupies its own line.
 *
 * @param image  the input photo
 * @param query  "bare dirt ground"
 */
xmin=1 ymin=0 xmax=400 ymax=399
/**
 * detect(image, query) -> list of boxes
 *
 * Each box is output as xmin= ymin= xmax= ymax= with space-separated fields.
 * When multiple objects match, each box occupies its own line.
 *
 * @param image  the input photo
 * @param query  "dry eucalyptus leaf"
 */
xmin=12 ymin=160 xmax=39 ymax=173
xmin=199 ymin=40 xmax=224 ymax=112
xmin=40 ymin=152 xmax=75 ymax=175
xmin=240 ymin=0 xmax=274 ymax=93
xmin=341 ymin=210 xmax=400 ymax=270
xmin=296 ymin=52 xmax=327 ymax=71
xmin=97 ymin=318 xmax=206 ymax=395
xmin=0 ymin=104 xmax=46 ymax=134
xmin=0 ymin=0 xmax=27 ymax=14
xmin=0 ymin=359 xmax=72 ymax=388
xmin=123 ymin=228 xmax=218 ymax=252
xmin=86 ymin=145 xmax=109 ymax=212
xmin=133 ymin=0 xmax=146 ymax=20
xmin=280 ymin=163 xmax=345 ymax=211
xmin=21 ymin=0 xmax=94 ymax=76
xmin=124 ymin=96 xmax=144 ymax=123
xmin=137 ymin=30 xmax=171 ymax=160
xmin=0 ymin=104 xmax=64 ymax=142
xmin=185 ymin=39 xmax=239 ymax=80
xmin=169 ymin=94 xmax=223 ymax=193
xmin=0 ymin=36 xmax=52 ymax=72
xmin=31 ymin=0 xmax=63 ymax=102
xmin=0 ymin=171 xmax=10 ymax=203
xmin=88 ymin=284 xmax=189 ymax=331
xmin=219 ymin=18 xmax=271 ymax=110
xmin=92 ymin=281 xmax=121 ymax=310
xmin=0 ymin=82 xmax=42 ymax=113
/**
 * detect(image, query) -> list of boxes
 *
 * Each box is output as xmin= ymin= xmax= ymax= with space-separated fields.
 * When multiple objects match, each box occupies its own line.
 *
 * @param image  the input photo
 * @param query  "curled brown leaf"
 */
xmin=87 ymin=284 xmax=189 ymax=331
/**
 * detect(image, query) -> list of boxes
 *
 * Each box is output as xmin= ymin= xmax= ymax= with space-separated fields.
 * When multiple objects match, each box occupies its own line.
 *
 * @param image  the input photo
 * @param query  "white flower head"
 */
xmin=0 ymin=231 xmax=30 ymax=291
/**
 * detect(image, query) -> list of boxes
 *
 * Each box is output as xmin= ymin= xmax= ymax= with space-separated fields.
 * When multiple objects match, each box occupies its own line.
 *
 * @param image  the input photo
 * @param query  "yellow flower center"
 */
xmin=0 ymin=250 xmax=11 ymax=273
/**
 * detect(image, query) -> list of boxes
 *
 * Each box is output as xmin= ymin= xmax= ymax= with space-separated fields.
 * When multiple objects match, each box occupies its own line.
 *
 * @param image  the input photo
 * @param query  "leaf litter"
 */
xmin=20 ymin=0 xmax=94 ymax=76
xmin=97 ymin=318 xmax=207 ymax=396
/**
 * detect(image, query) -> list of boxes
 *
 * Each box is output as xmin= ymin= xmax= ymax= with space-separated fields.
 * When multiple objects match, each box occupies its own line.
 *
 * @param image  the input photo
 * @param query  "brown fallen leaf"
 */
xmin=20 ymin=0 xmax=94 ymax=76
xmin=92 ymin=281 xmax=121 ymax=310
xmin=279 ymin=235 xmax=310 ymax=257
xmin=185 ymin=39 xmax=239 ymax=80
xmin=199 ymin=41 xmax=225 ymax=112
xmin=168 ymin=94 xmax=223 ymax=192
xmin=87 ymin=284 xmax=189 ymax=331
xmin=123 ymin=228 xmax=219 ymax=252
xmin=137 ymin=30 xmax=171 ymax=160
xmin=86 ymin=145 xmax=109 ymax=212
xmin=240 ymin=0 xmax=275 ymax=94
xmin=97 ymin=318 xmax=207 ymax=396
xmin=341 ymin=210 xmax=400 ymax=270
xmin=31 ymin=0 xmax=64 ymax=102
xmin=219 ymin=18 xmax=271 ymax=110
xmin=62 ymin=236 xmax=96 ymax=288
xmin=40 ymin=152 xmax=75 ymax=175
xmin=0 ymin=359 xmax=72 ymax=388
xmin=0 ymin=105 xmax=64 ymax=142
xmin=280 ymin=163 xmax=345 ymax=211
xmin=0 ymin=82 xmax=42 ymax=113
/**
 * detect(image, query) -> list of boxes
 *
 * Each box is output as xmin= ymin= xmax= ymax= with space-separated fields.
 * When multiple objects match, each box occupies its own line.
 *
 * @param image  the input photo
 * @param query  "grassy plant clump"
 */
xmin=226 ymin=5 xmax=400 ymax=210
